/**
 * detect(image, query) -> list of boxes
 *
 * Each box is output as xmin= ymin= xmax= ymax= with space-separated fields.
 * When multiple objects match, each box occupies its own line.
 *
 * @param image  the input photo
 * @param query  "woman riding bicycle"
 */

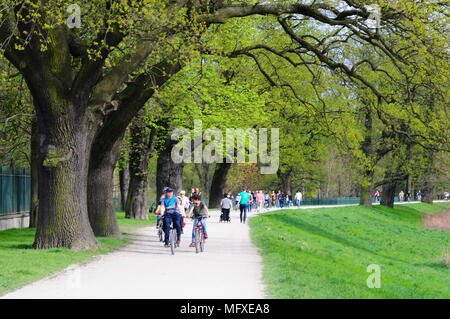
xmin=187 ymin=194 xmax=209 ymax=248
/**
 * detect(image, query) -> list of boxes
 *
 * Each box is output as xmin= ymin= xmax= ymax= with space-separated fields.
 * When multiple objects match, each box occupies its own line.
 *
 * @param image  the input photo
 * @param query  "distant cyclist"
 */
xmin=161 ymin=187 xmax=182 ymax=248
xmin=187 ymin=193 xmax=209 ymax=247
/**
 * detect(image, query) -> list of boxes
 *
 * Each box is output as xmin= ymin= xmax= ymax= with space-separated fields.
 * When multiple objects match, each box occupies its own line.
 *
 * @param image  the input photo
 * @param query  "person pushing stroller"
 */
xmin=220 ymin=193 xmax=233 ymax=222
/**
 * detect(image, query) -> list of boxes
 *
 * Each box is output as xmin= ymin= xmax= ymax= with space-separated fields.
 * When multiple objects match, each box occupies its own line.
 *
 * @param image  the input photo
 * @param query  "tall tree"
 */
xmin=124 ymin=112 xmax=157 ymax=220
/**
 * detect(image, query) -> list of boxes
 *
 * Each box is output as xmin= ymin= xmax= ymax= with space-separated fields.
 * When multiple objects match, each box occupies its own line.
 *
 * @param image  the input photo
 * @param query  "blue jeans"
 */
xmin=239 ymin=204 xmax=248 ymax=223
xmin=164 ymin=213 xmax=181 ymax=245
xmin=279 ymin=200 xmax=284 ymax=208
xmin=192 ymin=217 xmax=207 ymax=243
xmin=296 ymin=199 xmax=301 ymax=206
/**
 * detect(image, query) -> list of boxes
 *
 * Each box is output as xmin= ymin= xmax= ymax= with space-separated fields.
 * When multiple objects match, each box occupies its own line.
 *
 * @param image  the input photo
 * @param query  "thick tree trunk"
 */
xmin=156 ymin=138 xmax=184 ymax=202
xmin=209 ymin=162 xmax=232 ymax=208
xmin=359 ymin=183 xmax=373 ymax=207
xmin=87 ymin=137 xmax=123 ymax=237
xmin=33 ymin=113 xmax=98 ymax=250
xmin=119 ymin=163 xmax=130 ymax=211
xmin=422 ymin=174 xmax=434 ymax=204
xmin=380 ymin=181 xmax=396 ymax=208
xmin=277 ymin=169 xmax=291 ymax=193
xmin=29 ymin=117 xmax=39 ymax=228
xmin=124 ymin=118 xmax=157 ymax=219
xmin=195 ymin=163 xmax=213 ymax=200
xmin=125 ymin=174 xmax=149 ymax=220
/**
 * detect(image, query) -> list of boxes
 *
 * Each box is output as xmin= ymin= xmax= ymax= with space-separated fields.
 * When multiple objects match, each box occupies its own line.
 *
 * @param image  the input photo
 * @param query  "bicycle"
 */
xmin=169 ymin=224 xmax=178 ymax=255
xmin=160 ymin=215 xmax=180 ymax=255
xmin=194 ymin=217 xmax=206 ymax=254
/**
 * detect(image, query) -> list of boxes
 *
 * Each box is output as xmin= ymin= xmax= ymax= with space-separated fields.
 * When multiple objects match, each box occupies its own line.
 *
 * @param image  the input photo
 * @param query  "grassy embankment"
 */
xmin=249 ymin=203 xmax=450 ymax=298
xmin=0 ymin=212 xmax=154 ymax=296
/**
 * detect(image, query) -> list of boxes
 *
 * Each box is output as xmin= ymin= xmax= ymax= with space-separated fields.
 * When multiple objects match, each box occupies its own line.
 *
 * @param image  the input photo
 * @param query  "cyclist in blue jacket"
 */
xmin=161 ymin=187 xmax=183 ymax=248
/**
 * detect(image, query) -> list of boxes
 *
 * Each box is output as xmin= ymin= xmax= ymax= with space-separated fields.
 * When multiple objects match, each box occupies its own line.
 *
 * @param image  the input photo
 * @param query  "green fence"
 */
xmin=0 ymin=167 xmax=31 ymax=215
xmin=300 ymin=196 xmax=402 ymax=206
xmin=300 ymin=197 xmax=360 ymax=206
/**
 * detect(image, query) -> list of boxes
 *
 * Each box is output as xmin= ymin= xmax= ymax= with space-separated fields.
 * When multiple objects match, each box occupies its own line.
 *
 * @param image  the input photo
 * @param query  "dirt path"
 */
xmin=2 ymin=209 xmax=265 ymax=299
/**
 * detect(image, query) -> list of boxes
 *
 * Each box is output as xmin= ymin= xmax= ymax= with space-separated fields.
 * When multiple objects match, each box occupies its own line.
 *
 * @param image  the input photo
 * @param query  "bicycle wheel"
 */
xmin=195 ymin=228 xmax=201 ymax=254
xmin=200 ymin=230 xmax=205 ymax=252
xmin=170 ymin=229 xmax=176 ymax=255
xmin=158 ymin=228 xmax=163 ymax=242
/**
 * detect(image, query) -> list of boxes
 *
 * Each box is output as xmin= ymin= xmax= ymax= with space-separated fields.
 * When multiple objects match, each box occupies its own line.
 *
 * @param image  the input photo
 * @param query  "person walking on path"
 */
xmin=271 ymin=191 xmax=277 ymax=208
xmin=177 ymin=190 xmax=190 ymax=233
xmin=277 ymin=191 xmax=285 ymax=208
xmin=264 ymin=192 xmax=270 ymax=208
xmin=162 ymin=187 xmax=183 ymax=248
xmin=239 ymin=189 xmax=251 ymax=223
xmin=286 ymin=191 xmax=293 ymax=208
xmin=295 ymin=191 xmax=303 ymax=207
xmin=399 ymin=190 xmax=405 ymax=201
xmin=220 ymin=193 xmax=233 ymax=222
xmin=256 ymin=191 xmax=265 ymax=213
xmin=248 ymin=191 xmax=255 ymax=212
xmin=417 ymin=190 xmax=422 ymax=201
xmin=235 ymin=193 xmax=241 ymax=211
xmin=177 ymin=190 xmax=190 ymax=214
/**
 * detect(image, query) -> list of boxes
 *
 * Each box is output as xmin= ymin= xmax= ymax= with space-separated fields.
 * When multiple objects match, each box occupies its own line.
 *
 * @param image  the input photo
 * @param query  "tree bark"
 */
xmin=380 ymin=181 xmax=396 ymax=208
xmin=87 ymin=137 xmax=123 ymax=237
xmin=422 ymin=175 xmax=434 ymax=204
xmin=359 ymin=182 xmax=373 ymax=207
xmin=195 ymin=163 xmax=213 ymax=200
xmin=33 ymin=108 xmax=98 ymax=250
xmin=29 ymin=116 xmax=39 ymax=228
xmin=156 ymin=137 xmax=184 ymax=202
xmin=209 ymin=162 xmax=232 ymax=208
xmin=277 ymin=169 xmax=291 ymax=193
xmin=119 ymin=163 xmax=130 ymax=211
xmin=124 ymin=118 xmax=157 ymax=219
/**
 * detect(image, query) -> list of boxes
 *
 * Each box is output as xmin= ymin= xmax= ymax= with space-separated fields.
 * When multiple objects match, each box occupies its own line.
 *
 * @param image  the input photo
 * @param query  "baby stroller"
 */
xmin=220 ymin=208 xmax=231 ymax=223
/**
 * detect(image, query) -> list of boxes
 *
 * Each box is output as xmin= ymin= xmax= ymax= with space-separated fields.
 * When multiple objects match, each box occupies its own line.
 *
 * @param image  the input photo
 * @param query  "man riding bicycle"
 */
xmin=161 ymin=187 xmax=183 ymax=248
xmin=187 ymin=194 xmax=209 ymax=248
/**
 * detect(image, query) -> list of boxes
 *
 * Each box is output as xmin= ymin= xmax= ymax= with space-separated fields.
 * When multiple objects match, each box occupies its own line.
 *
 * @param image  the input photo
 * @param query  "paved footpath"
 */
xmin=2 ymin=209 xmax=266 ymax=299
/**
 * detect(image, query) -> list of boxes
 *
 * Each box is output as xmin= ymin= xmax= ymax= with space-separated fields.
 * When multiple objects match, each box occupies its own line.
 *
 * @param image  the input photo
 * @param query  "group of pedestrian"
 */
xmin=223 ymin=189 xmax=304 ymax=224
xmin=398 ymin=190 xmax=420 ymax=201
xmin=374 ymin=189 xmax=424 ymax=202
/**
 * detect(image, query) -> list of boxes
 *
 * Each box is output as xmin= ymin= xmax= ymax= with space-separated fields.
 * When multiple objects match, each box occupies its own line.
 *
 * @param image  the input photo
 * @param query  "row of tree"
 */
xmin=0 ymin=1 xmax=448 ymax=250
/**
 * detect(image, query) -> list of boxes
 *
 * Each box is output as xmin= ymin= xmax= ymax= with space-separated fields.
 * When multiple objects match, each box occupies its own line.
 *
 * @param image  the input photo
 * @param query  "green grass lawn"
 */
xmin=0 ymin=212 xmax=154 ymax=296
xmin=249 ymin=203 xmax=450 ymax=298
